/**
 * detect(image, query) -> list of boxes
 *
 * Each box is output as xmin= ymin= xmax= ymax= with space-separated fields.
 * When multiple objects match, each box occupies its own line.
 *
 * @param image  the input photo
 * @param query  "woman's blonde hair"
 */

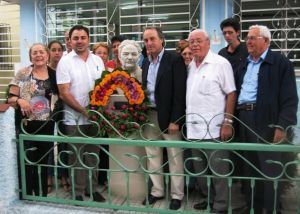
xmin=92 ymin=42 xmax=110 ymax=54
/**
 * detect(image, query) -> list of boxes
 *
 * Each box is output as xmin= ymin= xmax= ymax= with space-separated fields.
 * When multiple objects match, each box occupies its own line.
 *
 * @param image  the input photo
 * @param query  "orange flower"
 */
xmin=90 ymin=69 xmax=146 ymax=107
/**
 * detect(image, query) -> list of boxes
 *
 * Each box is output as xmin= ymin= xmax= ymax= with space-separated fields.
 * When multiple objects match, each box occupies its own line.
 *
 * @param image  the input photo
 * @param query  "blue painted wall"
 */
xmin=202 ymin=0 xmax=234 ymax=53
xmin=20 ymin=0 xmax=46 ymax=66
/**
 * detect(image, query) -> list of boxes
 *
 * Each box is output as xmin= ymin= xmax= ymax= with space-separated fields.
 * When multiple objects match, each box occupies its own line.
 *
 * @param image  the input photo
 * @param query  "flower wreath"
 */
xmin=88 ymin=68 xmax=149 ymax=137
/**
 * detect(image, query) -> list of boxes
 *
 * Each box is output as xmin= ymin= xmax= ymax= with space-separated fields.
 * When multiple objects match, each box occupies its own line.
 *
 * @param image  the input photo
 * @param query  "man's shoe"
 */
xmin=194 ymin=201 xmax=212 ymax=210
xmin=169 ymin=199 xmax=181 ymax=210
xmin=75 ymin=195 xmax=83 ymax=201
xmin=211 ymin=209 xmax=227 ymax=214
xmin=142 ymin=194 xmax=164 ymax=205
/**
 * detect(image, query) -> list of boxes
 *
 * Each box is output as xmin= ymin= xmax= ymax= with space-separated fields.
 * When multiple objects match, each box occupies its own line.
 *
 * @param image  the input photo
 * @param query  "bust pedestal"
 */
xmin=109 ymin=142 xmax=146 ymax=200
xmin=107 ymin=95 xmax=146 ymax=200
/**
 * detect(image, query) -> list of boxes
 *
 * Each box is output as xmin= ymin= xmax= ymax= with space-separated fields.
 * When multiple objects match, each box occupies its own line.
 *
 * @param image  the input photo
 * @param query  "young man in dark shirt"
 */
xmin=218 ymin=17 xmax=248 ymax=73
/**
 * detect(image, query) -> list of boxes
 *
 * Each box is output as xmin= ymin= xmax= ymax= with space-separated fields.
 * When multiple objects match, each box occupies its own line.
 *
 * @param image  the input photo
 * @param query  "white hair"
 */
xmin=118 ymin=40 xmax=142 ymax=56
xmin=249 ymin=25 xmax=271 ymax=44
xmin=188 ymin=29 xmax=209 ymax=41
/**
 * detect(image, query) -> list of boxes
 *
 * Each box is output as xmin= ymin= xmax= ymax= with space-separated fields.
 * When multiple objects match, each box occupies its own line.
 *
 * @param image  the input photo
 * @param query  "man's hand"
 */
xmin=58 ymin=83 xmax=88 ymax=117
xmin=168 ymin=123 xmax=179 ymax=134
xmin=81 ymin=108 xmax=89 ymax=118
xmin=273 ymin=128 xmax=286 ymax=143
xmin=220 ymin=123 xmax=233 ymax=141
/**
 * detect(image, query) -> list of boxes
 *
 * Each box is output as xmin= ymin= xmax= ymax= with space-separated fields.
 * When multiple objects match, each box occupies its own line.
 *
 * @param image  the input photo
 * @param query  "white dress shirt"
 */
xmin=56 ymin=50 xmax=105 ymax=125
xmin=186 ymin=50 xmax=236 ymax=139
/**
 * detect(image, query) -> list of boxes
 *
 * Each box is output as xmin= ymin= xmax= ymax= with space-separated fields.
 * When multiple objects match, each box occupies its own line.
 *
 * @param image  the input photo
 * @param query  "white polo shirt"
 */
xmin=56 ymin=50 xmax=105 ymax=125
xmin=186 ymin=50 xmax=236 ymax=139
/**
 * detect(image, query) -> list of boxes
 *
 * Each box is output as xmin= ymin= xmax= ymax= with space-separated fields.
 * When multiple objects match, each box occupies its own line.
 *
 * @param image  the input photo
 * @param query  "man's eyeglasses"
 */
xmin=189 ymin=39 xmax=208 ymax=45
xmin=244 ymin=36 xmax=263 ymax=42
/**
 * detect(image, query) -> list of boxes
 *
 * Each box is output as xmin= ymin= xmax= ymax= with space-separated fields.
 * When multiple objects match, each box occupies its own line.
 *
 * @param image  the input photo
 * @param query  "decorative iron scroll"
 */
xmin=20 ymin=110 xmax=300 ymax=182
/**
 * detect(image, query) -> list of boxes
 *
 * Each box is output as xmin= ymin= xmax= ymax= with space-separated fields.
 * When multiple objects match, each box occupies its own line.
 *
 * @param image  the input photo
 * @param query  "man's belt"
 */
xmin=236 ymin=103 xmax=256 ymax=111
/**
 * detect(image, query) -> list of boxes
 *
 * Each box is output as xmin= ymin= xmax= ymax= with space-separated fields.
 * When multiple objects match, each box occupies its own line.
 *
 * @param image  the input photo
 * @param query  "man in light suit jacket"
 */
xmin=141 ymin=26 xmax=187 ymax=210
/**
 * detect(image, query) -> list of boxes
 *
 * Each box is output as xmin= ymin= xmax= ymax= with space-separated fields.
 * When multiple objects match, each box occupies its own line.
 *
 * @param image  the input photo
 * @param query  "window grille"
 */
xmin=0 ymin=1 xmax=20 ymax=103
xmin=235 ymin=0 xmax=300 ymax=74
xmin=46 ymin=0 xmax=108 ymax=48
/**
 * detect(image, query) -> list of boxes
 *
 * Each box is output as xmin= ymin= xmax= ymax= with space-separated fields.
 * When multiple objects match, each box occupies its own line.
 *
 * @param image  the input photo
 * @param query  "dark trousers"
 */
xmin=98 ymin=144 xmax=109 ymax=185
xmin=47 ymin=142 xmax=69 ymax=178
xmin=238 ymin=110 xmax=282 ymax=212
xmin=65 ymin=124 xmax=100 ymax=196
xmin=23 ymin=120 xmax=54 ymax=197
xmin=47 ymin=123 xmax=68 ymax=179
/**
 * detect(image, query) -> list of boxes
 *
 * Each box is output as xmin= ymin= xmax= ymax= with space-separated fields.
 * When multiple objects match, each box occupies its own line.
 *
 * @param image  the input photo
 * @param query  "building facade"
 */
xmin=0 ymin=0 xmax=299 ymax=102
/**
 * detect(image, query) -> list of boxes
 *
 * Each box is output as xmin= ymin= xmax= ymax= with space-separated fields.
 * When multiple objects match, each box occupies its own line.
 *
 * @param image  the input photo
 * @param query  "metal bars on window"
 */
xmin=236 ymin=0 xmax=300 ymax=74
xmin=119 ymin=0 xmax=199 ymax=50
xmin=0 ymin=1 xmax=20 ymax=103
xmin=46 ymin=0 xmax=108 ymax=47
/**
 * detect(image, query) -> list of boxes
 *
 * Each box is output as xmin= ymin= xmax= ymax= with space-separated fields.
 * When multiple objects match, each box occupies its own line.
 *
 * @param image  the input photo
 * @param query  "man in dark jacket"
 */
xmin=235 ymin=24 xmax=298 ymax=213
xmin=141 ymin=26 xmax=187 ymax=210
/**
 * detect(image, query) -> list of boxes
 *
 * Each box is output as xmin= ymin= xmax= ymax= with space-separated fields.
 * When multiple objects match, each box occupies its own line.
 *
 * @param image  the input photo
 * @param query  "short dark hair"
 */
xmin=220 ymin=17 xmax=240 ymax=32
xmin=111 ymin=35 xmax=125 ymax=45
xmin=69 ymin=25 xmax=89 ymax=38
xmin=48 ymin=40 xmax=64 ymax=51
xmin=143 ymin=26 xmax=165 ymax=47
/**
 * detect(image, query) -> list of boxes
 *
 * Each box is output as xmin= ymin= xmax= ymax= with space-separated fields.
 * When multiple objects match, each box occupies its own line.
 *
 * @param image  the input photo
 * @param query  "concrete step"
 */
xmin=0 ymin=93 xmax=7 ymax=103
xmin=0 ymin=77 xmax=12 ymax=84
xmin=0 ymin=71 xmax=14 ymax=77
xmin=0 ymin=83 xmax=9 ymax=91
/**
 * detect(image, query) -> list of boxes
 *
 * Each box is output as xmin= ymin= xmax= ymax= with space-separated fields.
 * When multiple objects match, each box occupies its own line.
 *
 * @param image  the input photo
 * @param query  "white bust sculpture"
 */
xmin=118 ymin=40 xmax=142 ymax=82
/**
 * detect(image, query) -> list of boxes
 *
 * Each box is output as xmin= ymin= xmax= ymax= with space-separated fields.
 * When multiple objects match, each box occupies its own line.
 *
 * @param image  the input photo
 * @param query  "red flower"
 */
xmin=121 ymin=114 xmax=128 ymax=119
xmin=141 ymin=104 xmax=147 ymax=111
xmin=88 ymin=69 xmax=149 ymax=137
xmin=120 ymin=125 xmax=126 ymax=130
xmin=91 ymin=115 xmax=98 ymax=121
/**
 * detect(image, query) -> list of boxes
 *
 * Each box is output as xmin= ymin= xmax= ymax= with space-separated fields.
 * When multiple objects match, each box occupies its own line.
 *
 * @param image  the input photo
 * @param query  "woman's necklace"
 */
xmin=32 ymin=67 xmax=49 ymax=80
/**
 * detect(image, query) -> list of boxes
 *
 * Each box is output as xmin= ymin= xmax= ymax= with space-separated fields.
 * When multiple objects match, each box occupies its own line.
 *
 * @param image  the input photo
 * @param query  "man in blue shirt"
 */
xmin=235 ymin=25 xmax=298 ymax=213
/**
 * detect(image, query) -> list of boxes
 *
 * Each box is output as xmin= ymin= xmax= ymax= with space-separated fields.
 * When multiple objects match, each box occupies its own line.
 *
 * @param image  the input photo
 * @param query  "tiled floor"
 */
xmin=46 ymin=154 xmax=300 ymax=213
xmin=47 ymin=177 xmax=300 ymax=213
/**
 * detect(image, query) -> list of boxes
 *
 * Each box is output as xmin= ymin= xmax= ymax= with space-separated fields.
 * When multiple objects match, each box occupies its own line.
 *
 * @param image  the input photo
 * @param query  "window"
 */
xmin=46 ymin=0 xmax=108 ymax=47
xmin=236 ymin=0 xmax=300 ymax=74
xmin=46 ymin=0 xmax=199 ymax=51
xmin=0 ymin=1 xmax=20 ymax=103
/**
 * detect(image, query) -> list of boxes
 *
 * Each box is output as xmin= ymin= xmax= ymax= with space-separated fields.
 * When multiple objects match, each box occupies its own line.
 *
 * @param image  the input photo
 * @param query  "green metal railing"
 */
xmin=18 ymin=131 xmax=300 ymax=214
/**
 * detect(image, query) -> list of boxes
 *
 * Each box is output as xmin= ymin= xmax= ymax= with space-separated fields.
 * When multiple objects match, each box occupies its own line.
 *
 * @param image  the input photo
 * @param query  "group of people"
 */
xmin=7 ymin=17 xmax=298 ymax=213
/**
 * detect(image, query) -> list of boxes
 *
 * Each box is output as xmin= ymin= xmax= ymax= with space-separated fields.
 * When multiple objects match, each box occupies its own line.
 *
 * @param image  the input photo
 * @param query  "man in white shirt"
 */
xmin=186 ymin=29 xmax=246 ymax=213
xmin=56 ymin=25 xmax=105 ymax=202
xmin=63 ymin=30 xmax=72 ymax=55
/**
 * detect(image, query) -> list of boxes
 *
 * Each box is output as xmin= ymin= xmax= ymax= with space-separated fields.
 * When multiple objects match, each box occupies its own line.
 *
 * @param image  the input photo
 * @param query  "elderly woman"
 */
xmin=180 ymin=42 xmax=193 ymax=66
xmin=7 ymin=43 xmax=58 ymax=197
xmin=93 ymin=42 xmax=110 ymax=65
